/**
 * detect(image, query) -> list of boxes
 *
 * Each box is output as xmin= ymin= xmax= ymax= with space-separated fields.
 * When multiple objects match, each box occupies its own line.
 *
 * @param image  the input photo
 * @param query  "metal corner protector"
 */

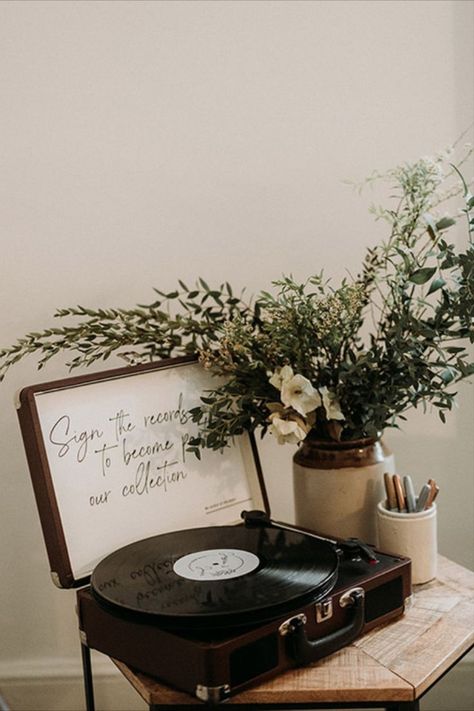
xmin=195 ymin=683 xmax=231 ymax=704
xmin=50 ymin=571 xmax=64 ymax=588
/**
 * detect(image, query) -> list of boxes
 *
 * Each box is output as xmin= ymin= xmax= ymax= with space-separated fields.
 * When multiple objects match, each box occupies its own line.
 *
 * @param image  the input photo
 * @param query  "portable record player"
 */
xmin=17 ymin=355 xmax=411 ymax=705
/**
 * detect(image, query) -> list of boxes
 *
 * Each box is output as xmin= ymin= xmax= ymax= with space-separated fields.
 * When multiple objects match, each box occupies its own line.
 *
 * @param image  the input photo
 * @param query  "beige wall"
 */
xmin=0 ymin=0 xmax=472 ymax=704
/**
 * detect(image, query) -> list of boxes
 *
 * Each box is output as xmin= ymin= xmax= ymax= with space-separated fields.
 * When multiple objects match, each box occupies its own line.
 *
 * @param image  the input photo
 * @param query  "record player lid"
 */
xmin=91 ymin=524 xmax=339 ymax=630
xmin=17 ymin=357 xmax=268 ymax=588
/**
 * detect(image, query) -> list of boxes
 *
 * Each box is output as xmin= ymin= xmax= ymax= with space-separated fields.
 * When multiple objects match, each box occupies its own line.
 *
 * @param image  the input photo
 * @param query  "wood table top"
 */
xmin=113 ymin=555 xmax=474 ymax=706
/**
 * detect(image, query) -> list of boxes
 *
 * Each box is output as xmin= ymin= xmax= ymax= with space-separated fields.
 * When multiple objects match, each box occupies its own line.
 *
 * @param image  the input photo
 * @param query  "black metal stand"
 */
xmin=80 ymin=642 xmax=95 ymax=711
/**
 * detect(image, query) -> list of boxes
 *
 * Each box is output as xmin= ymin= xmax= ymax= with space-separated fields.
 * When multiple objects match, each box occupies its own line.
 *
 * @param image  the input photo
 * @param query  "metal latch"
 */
xmin=278 ymin=613 xmax=307 ymax=636
xmin=195 ymin=684 xmax=231 ymax=704
xmin=339 ymin=586 xmax=365 ymax=608
xmin=315 ymin=598 xmax=333 ymax=623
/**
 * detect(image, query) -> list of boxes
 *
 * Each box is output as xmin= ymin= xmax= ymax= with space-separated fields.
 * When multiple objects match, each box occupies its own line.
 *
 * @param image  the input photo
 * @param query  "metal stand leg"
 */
xmin=80 ymin=642 xmax=96 ymax=711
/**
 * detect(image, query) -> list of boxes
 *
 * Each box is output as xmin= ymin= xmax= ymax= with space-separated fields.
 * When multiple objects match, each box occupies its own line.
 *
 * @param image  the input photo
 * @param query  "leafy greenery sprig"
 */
xmin=0 ymin=280 xmax=250 ymax=375
xmin=1 ymin=146 xmax=473 ymax=454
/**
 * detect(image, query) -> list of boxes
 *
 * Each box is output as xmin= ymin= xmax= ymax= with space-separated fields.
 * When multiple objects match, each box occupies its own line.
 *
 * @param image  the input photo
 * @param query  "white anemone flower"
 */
xmin=281 ymin=374 xmax=321 ymax=416
xmin=268 ymin=365 xmax=294 ymax=391
xmin=268 ymin=413 xmax=309 ymax=445
xmin=320 ymin=386 xmax=345 ymax=421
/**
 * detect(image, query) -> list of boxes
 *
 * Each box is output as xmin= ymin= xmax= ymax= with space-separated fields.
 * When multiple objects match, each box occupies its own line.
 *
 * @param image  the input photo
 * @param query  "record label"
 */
xmin=173 ymin=548 xmax=260 ymax=581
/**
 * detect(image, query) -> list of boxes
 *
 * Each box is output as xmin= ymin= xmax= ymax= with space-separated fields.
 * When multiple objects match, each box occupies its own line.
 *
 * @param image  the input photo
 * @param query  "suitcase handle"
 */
xmin=285 ymin=587 xmax=365 ymax=664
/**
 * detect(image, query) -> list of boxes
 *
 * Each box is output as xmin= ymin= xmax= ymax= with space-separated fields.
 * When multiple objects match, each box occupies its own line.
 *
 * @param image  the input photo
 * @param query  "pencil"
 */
xmin=384 ymin=472 xmax=398 ymax=510
xmin=393 ymin=474 xmax=407 ymax=512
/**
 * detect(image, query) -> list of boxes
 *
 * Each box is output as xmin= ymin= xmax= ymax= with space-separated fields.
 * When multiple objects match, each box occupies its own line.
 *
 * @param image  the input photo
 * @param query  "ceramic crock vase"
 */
xmin=293 ymin=435 xmax=394 ymax=544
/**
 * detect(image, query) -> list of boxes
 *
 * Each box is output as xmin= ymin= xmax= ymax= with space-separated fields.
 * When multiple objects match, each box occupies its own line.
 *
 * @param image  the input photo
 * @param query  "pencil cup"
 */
xmin=376 ymin=501 xmax=437 ymax=584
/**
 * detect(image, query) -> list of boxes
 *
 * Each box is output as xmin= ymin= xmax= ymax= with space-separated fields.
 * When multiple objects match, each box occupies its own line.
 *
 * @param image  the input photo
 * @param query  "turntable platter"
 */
xmin=91 ymin=525 xmax=339 ymax=630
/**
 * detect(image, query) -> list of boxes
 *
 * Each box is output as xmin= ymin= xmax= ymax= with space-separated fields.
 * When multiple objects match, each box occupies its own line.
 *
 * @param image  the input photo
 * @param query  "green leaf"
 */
xmin=435 ymin=216 xmax=456 ymax=231
xmin=424 ymin=214 xmax=438 ymax=241
xmin=426 ymin=277 xmax=446 ymax=295
xmin=409 ymin=267 xmax=437 ymax=285
xmin=395 ymin=247 xmax=413 ymax=271
xmin=440 ymin=368 xmax=456 ymax=384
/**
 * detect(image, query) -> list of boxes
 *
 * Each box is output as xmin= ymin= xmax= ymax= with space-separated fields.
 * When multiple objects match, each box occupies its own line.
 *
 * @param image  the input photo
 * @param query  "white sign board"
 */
xmin=18 ymin=359 xmax=265 ymax=585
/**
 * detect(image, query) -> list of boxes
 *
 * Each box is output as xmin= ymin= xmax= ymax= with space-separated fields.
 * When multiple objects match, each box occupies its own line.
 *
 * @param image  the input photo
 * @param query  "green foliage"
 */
xmin=1 ymin=146 xmax=473 ymax=452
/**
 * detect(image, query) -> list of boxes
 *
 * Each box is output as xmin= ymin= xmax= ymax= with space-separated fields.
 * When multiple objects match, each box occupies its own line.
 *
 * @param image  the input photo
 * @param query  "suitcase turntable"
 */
xmin=17 ymin=356 xmax=411 ymax=705
xmin=79 ymin=510 xmax=410 ymax=703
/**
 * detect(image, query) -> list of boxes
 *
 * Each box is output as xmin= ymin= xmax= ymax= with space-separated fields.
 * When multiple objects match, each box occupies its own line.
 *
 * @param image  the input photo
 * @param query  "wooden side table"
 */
xmin=82 ymin=556 xmax=474 ymax=711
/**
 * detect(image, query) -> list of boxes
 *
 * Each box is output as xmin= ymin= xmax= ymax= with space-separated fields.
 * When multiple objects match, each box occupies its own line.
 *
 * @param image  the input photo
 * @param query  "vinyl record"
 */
xmin=91 ymin=525 xmax=339 ymax=630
